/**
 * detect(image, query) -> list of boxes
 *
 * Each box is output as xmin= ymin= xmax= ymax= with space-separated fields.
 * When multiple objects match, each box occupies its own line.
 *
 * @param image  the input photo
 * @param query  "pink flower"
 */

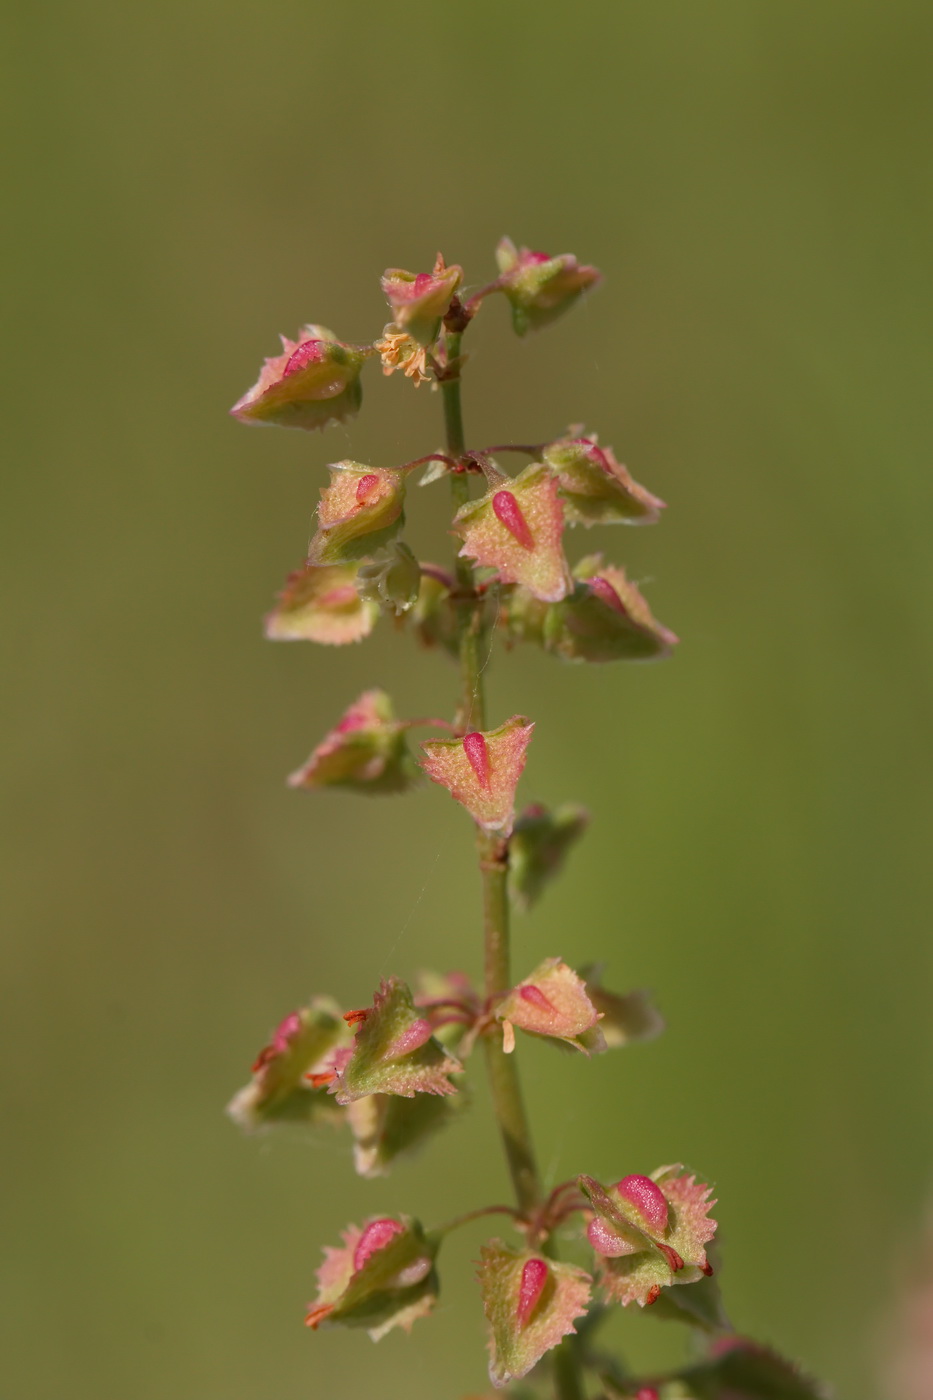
xmin=495 ymin=238 xmax=601 ymax=335
xmin=381 ymin=253 xmax=463 ymax=345
xmin=230 ymin=324 xmax=367 ymax=430
xmin=421 ymin=716 xmax=534 ymax=836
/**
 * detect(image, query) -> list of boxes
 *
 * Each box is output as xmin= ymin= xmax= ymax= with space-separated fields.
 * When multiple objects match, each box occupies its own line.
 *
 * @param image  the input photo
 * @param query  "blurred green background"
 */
xmin=3 ymin=2 xmax=932 ymax=1397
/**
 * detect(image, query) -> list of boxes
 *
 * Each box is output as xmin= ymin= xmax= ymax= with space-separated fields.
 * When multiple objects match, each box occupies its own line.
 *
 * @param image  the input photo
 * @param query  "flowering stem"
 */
xmin=434 ymin=1203 xmax=525 ymax=1237
xmin=441 ymin=325 xmax=587 ymax=1400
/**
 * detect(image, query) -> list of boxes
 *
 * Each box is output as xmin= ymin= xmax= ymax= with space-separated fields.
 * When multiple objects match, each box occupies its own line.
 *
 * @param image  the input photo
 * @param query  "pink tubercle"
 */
xmin=525 ymin=250 xmax=553 ymax=265
xmin=355 ymin=473 xmax=381 ymax=504
xmin=615 ymin=1175 xmax=669 ymax=1234
xmin=282 ymin=339 xmax=325 ymax=377
xmin=588 ymin=577 xmax=627 ymax=616
xmin=463 ymin=731 xmax=490 ymax=789
xmin=587 ymin=1216 xmax=638 ymax=1259
xmin=518 ymin=983 xmax=557 ymax=1014
xmin=316 ymin=585 xmax=360 ymax=609
xmin=353 ymin=1218 xmax=405 ymax=1273
xmin=636 ymin=1388 xmax=660 ymax=1400
xmin=492 ymin=490 xmax=534 ymax=549
xmin=385 ymin=1018 xmax=434 ymax=1059
xmin=272 ymin=1011 xmax=302 ymax=1054
xmin=412 ymin=272 xmax=434 ymax=294
xmin=516 ymin=1257 xmax=549 ymax=1327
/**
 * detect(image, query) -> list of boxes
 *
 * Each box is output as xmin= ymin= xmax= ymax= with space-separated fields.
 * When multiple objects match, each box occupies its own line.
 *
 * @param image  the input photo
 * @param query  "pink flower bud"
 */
xmin=421 ymin=716 xmax=534 ymax=835
xmin=230 ymin=325 xmax=367 ymax=431
xmin=453 ymin=463 xmax=571 ymax=602
xmin=495 ymin=237 xmax=601 ymax=336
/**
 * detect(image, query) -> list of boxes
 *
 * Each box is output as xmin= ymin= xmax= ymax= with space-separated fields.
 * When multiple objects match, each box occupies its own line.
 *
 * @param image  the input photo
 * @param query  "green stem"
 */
xmin=479 ymin=832 xmax=541 ymax=1217
xmin=440 ymin=326 xmax=586 ymax=1400
xmin=443 ymin=328 xmax=484 ymax=733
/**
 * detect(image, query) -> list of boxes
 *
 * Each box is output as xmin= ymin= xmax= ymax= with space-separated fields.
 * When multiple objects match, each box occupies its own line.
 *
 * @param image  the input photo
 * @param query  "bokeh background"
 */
xmin=3 ymin=2 xmax=932 ymax=1397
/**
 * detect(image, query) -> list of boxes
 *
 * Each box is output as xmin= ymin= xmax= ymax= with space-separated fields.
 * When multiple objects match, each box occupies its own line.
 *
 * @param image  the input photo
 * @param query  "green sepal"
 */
xmin=226 ymin=997 xmax=351 ymax=1131
xmin=543 ymin=555 xmax=678 ymax=663
xmin=675 ymin=1338 xmax=825 ymax=1400
xmin=407 ymin=572 xmax=460 ymax=657
xmin=288 ymin=689 xmax=421 ymax=796
xmin=478 ymin=1240 xmax=592 ymax=1385
xmin=543 ymin=435 xmax=664 ymax=527
xmin=346 ymin=1089 xmax=465 ymax=1178
xmin=356 ymin=541 xmax=421 ymax=615
xmin=509 ymin=803 xmax=590 ymax=910
xmin=579 ymin=966 xmax=665 ymax=1049
xmin=333 ymin=977 xmax=461 ymax=1104
xmin=495 ymin=238 xmax=601 ymax=336
xmin=647 ymin=1265 xmax=731 ymax=1334
xmin=264 ymin=560 xmax=378 ymax=645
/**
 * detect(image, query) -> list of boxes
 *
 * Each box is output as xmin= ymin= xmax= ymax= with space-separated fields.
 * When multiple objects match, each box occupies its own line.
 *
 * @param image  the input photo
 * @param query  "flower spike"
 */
xmin=230 ymin=325 xmax=367 ymax=430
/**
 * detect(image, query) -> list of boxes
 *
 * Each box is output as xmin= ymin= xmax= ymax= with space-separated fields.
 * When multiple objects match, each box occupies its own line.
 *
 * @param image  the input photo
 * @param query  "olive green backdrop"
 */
xmin=3 ymin=3 xmax=931 ymax=1398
